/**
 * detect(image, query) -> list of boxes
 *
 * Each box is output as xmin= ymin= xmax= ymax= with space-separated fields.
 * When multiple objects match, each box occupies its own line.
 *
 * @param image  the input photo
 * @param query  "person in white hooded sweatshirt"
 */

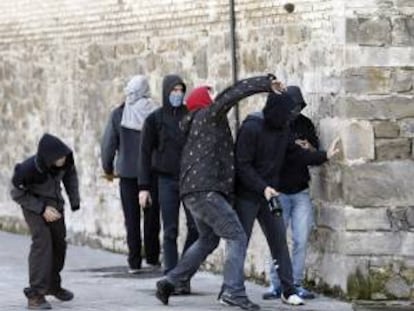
xmin=101 ymin=75 xmax=160 ymax=272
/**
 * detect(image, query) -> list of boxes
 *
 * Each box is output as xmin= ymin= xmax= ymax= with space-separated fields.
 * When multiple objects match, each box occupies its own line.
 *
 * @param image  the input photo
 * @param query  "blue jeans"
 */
xmin=158 ymin=175 xmax=198 ymax=274
xmin=269 ymin=189 xmax=314 ymax=290
xmin=167 ymin=192 xmax=248 ymax=298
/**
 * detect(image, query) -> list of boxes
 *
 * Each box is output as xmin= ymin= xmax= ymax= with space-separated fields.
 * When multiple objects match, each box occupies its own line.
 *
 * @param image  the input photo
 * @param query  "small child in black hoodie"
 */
xmin=10 ymin=133 xmax=80 ymax=310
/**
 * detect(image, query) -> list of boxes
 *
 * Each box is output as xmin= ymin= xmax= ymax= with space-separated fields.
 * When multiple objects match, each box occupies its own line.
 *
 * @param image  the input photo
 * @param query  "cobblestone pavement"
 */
xmin=0 ymin=231 xmax=355 ymax=311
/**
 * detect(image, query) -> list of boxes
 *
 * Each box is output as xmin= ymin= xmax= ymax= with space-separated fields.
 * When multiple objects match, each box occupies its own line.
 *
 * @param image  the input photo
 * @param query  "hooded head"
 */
xmin=36 ymin=133 xmax=73 ymax=171
xmin=286 ymin=85 xmax=307 ymax=110
xmin=162 ymin=74 xmax=186 ymax=108
xmin=121 ymin=75 xmax=157 ymax=131
xmin=263 ymin=92 xmax=299 ymax=129
xmin=186 ymin=86 xmax=213 ymax=112
xmin=124 ymin=75 xmax=150 ymax=105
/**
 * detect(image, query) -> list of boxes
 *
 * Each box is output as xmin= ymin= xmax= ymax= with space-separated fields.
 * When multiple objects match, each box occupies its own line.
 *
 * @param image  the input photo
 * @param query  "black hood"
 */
xmin=36 ymin=133 xmax=72 ymax=171
xmin=263 ymin=92 xmax=299 ymax=129
xmin=162 ymin=74 xmax=187 ymax=108
xmin=286 ymin=85 xmax=306 ymax=110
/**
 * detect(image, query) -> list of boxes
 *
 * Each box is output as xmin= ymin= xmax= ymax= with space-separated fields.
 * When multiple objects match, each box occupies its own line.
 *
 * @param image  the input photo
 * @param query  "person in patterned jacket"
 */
xmin=155 ymin=74 xmax=284 ymax=311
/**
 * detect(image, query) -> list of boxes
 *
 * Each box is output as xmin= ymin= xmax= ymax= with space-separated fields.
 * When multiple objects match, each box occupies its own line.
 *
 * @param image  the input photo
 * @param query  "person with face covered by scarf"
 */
xmin=10 ymin=133 xmax=80 ymax=310
xmin=101 ymin=75 xmax=160 ymax=273
xmin=234 ymin=91 xmax=339 ymax=306
xmin=138 ymin=74 xmax=198 ymax=294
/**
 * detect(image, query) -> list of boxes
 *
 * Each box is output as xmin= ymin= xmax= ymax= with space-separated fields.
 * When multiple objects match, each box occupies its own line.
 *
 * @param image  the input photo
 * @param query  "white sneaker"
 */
xmin=128 ymin=268 xmax=141 ymax=274
xmin=281 ymin=293 xmax=305 ymax=306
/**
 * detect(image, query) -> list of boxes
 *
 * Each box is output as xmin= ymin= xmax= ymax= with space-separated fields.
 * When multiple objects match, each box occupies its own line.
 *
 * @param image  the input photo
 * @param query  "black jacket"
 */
xmin=278 ymin=114 xmax=321 ymax=194
xmin=101 ymin=103 xmax=145 ymax=178
xmin=138 ymin=75 xmax=187 ymax=189
xmin=10 ymin=134 xmax=80 ymax=214
xmin=179 ymin=75 xmax=275 ymax=199
xmin=277 ymin=85 xmax=323 ymax=194
xmin=235 ymin=93 xmax=327 ymax=199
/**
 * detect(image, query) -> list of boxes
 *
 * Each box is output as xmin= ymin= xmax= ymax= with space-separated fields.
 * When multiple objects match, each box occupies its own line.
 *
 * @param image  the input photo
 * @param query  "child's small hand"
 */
xmin=43 ymin=206 xmax=62 ymax=222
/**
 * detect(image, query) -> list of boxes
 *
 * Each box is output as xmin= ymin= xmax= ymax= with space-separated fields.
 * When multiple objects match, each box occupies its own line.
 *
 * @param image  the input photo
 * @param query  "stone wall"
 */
xmin=0 ymin=0 xmax=412 ymax=300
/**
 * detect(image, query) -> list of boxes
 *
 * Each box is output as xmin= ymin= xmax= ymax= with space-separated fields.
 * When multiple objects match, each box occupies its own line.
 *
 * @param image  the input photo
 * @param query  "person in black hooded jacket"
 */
xmin=155 ymin=74 xmax=283 ymax=311
xmin=264 ymin=86 xmax=328 ymax=300
xmin=10 ymin=133 xmax=80 ymax=310
xmin=138 ymin=74 xmax=198 ymax=289
xmin=235 ymin=91 xmax=339 ymax=306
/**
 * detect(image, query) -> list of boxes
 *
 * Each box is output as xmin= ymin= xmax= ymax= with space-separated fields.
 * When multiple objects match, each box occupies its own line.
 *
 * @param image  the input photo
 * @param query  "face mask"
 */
xmin=169 ymin=93 xmax=184 ymax=107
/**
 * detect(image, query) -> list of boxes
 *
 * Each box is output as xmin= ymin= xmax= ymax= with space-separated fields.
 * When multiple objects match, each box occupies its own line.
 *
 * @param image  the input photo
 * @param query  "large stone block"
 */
xmin=343 ymin=161 xmax=414 ymax=206
xmin=396 ymin=0 xmax=414 ymax=6
xmin=319 ymin=118 xmax=374 ymax=163
xmin=401 ymin=232 xmax=414 ymax=256
xmin=399 ymin=118 xmax=414 ymax=138
xmin=316 ymin=203 xmax=346 ymax=231
xmin=343 ymin=67 xmax=391 ymax=95
xmin=310 ymin=165 xmax=343 ymax=202
xmin=392 ymin=18 xmax=414 ymax=46
xmin=346 ymin=18 xmax=392 ymax=46
xmin=345 ymin=46 xmax=414 ymax=67
xmin=344 ymin=232 xmax=402 ymax=255
xmin=384 ymin=276 xmax=411 ymax=299
xmin=375 ymin=138 xmax=411 ymax=161
xmin=372 ymin=121 xmax=400 ymax=138
xmin=345 ymin=207 xmax=391 ymax=231
xmin=335 ymin=96 xmax=414 ymax=120
xmin=391 ymin=68 xmax=413 ymax=93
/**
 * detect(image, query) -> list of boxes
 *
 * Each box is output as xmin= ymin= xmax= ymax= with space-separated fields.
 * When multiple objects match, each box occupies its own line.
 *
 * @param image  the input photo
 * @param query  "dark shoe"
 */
xmin=173 ymin=281 xmax=191 ymax=295
xmin=156 ymin=279 xmax=175 ymax=305
xmin=47 ymin=288 xmax=74 ymax=301
xmin=262 ymin=288 xmax=281 ymax=300
xmin=219 ymin=292 xmax=260 ymax=311
xmin=28 ymin=296 xmax=52 ymax=310
xmin=295 ymin=285 xmax=316 ymax=299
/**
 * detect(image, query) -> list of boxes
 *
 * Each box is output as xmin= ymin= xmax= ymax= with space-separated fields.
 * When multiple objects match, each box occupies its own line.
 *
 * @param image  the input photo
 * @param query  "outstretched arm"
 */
xmin=209 ymin=74 xmax=279 ymax=119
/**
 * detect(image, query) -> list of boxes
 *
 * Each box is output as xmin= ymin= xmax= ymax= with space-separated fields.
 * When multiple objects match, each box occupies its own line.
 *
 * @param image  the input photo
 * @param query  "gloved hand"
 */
xmin=71 ymin=205 xmax=80 ymax=212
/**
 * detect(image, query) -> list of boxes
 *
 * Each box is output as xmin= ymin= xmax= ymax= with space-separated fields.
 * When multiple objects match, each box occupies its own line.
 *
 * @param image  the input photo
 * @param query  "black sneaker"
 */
xmin=219 ymin=292 xmax=261 ymax=311
xmin=28 ymin=295 xmax=52 ymax=310
xmin=47 ymin=288 xmax=74 ymax=301
xmin=173 ymin=281 xmax=191 ymax=295
xmin=156 ymin=279 xmax=175 ymax=305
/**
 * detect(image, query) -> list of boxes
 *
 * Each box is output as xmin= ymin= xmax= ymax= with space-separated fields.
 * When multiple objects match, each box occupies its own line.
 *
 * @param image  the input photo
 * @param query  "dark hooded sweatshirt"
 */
xmin=138 ymin=75 xmax=187 ymax=189
xmin=179 ymin=75 xmax=275 ymax=199
xmin=235 ymin=92 xmax=327 ymax=200
xmin=101 ymin=103 xmax=142 ymax=178
xmin=10 ymin=134 xmax=80 ymax=215
xmin=278 ymin=86 xmax=321 ymax=194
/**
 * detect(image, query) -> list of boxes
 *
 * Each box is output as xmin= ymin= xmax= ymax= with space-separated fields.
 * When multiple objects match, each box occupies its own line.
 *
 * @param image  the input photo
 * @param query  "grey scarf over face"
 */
xmin=121 ymin=75 xmax=158 ymax=131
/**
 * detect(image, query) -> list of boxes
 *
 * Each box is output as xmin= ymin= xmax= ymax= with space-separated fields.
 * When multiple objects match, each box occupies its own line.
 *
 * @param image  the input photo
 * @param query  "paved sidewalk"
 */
xmin=0 ymin=231 xmax=354 ymax=311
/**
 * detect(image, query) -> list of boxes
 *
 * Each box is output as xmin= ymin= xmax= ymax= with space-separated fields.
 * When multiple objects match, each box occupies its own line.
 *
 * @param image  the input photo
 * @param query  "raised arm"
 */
xmin=209 ymin=74 xmax=277 ymax=119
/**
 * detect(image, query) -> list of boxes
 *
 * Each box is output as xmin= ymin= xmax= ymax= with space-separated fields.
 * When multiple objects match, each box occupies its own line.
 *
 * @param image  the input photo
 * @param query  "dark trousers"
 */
xmin=143 ymin=176 xmax=161 ymax=265
xmin=235 ymin=195 xmax=296 ymax=297
xmin=158 ymin=175 xmax=198 ymax=274
xmin=22 ymin=209 xmax=66 ymax=297
xmin=167 ymin=192 xmax=248 ymax=297
xmin=120 ymin=177 xmax=160 ymax=269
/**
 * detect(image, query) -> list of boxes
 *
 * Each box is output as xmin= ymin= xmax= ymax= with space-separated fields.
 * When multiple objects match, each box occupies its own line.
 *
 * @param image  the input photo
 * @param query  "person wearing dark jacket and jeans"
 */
xmin=101 ymin=75 xmax=160 ymax=273
xmin=138 ymin=74 xmax=198 ymax=289
xmin=155 ymin=75 xmax=284 ymax=311
xmin=264 ymin=86 xmax=329 ymax=300
xmin=10 ymin=133 xmax=80 ymax=310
